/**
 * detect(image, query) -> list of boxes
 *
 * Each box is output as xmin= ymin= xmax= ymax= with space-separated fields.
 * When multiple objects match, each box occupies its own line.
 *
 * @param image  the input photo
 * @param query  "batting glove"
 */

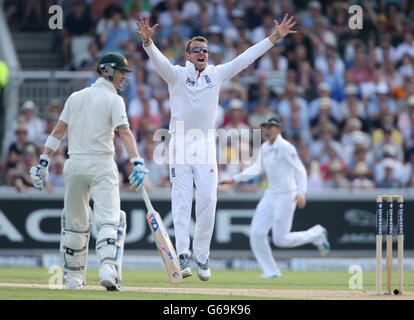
xmin=30 ymin=154 xmax=50 ymax=191
xmin=128 ymin=157 xmax=149 ymax=192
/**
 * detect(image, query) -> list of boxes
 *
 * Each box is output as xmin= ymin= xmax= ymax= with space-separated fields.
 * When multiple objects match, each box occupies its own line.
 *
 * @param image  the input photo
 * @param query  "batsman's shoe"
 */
xmin=193 ymin=255 xmax=211 ymax=281
xmin=179 ymin=254 xmax=192 ymax=278
xmin=101 ymin=278 xmax=121 ymax=291
xmin=100 ymin=264 xmax=121 ymax=291
xmin=66 ymin=274 xmax=84 ymax=290
xmin=317 ymin=228 xmax=330 ymax=257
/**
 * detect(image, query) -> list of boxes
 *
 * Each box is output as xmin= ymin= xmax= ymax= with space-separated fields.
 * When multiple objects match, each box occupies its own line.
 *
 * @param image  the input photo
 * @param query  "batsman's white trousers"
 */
xmin=62 ymin=155 xmax=121 ymax=231
xmin=250 ymin=191 xmax=324 ymax=276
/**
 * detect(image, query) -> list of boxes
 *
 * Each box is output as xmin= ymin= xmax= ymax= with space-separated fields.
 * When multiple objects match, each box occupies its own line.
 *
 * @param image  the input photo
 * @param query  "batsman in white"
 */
xmin=30 ymin=52 xmax=149 ymax=290
xmin=136 ymin=14 xmax=297 ymax=281
xmin=219 ymin=117 xmax=330 ymax=278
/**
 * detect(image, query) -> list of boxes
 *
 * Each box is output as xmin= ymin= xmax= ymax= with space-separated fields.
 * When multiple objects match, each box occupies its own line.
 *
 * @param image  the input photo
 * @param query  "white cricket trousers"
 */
xmin=250 ymin=191 xmax=324 ymax=276
xmin=62 ymin=155 xmax=121 ymax=231
xmin=168 ymin=138 xmax=218 ymax=264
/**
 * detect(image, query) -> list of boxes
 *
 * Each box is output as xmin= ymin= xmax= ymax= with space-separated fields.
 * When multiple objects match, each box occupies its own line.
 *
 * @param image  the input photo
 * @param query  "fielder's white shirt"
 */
xmin=233 ymin=134 xmax=307 ymax=195
xmin=59 ymin=77 xmax=129 ymax=156
xmin=143 ymin=38 xmax=274 ymax=136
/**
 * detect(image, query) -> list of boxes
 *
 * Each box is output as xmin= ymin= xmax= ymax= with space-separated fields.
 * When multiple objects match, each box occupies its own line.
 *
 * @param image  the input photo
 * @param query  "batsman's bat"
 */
xmin=141 ymin=187 xmax=183 ymax=284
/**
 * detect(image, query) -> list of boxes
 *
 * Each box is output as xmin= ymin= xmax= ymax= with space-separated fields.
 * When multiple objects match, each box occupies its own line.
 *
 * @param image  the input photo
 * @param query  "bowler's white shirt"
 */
xmin=233 ymin=134 xmax=307 ymax=195
xmin=143 ymin=38 xmax=274 ymax=137
xmin=59 ymin=77 xmax=129 ymax=156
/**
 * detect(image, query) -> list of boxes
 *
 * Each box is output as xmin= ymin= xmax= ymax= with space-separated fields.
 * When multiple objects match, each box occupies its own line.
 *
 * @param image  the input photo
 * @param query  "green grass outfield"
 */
xmin=0 ymin=267 xmax=413 ymax=300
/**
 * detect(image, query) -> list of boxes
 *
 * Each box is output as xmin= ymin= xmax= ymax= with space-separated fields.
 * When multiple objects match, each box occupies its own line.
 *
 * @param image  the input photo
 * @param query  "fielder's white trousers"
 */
xmin=169 ymin=138 xmax=217 ymax=264
xmin=62 ymin=155 xmax=121 ymax=231
xmin=250 ymin=191 xmax=324 ymax=276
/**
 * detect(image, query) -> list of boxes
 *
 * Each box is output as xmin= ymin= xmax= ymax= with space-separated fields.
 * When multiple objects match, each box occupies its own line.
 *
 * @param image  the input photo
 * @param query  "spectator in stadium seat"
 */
xmin=371 ymin=120 xmax=404 ymax=158
xmin=315 ymin=43 xmax=345 ymax=76
xmin=250 ymin=13 xmax=275 ymax=44
xmin=244 ymin=0 xmax=269 ymax=30
xmin=377 ymin=158 xmax=403 ymax=188
xmin=323 ymin=159 xmax=350 ymax=189
xmin=246 ymin=71 xmax=277 ymax=112
xmin=398 ymin=54 xmax=414 ymax=84
xmin=89 ymin=0 xmax=120 ymax=24
xmin=322 ymin=56 xmax=345 ymax=102
xmin=374 ymin=144 xmax=405 ymax=184
xmin=258 ymin=46 xmax=288 ymax=72
xmin=248 ymin=99 xmax=276 ymax=130
xmin=309 ymin=82 xmax=342 ymax=123
xmin=305 ymin=159 xmax=324 ymax=190
xmin=395 ymin=30 xmax=414 ymax=63
xmin=127 ymin=85 xmax=159 ymax=118
xmin=137 ymin=125 xmax=157 ymax=157
xmin=372 ymin=34 xmax=398 ymax=65
xmin=349 ymin=161 xmax=375 ymax=190
xmin=130 ymin=99 xmax=162 ymax=132
xmin=338 ymin=84 xmax=366 ymax=125
xmin=38 ymin=113 xmax=59 ymax=146
xmin=220 ymin=80 xmax=248 ymax=111
xmin=348 ymin=45 xmax=373 ymax=85
xmin=62 ymin=0 xmax=94 ymax=69
xmin=398 ymin=98 xmax=414 ymax=150
xmin=319 ymin=145 xmax=347 ymax=181
xmin=310 ymin=97 xmax=340 ymax=130
xmin=367 ymin=82 xmax=398 ymax=121
xmin=346 ymin=144 xmax=375 ymax=178
xmin=99 ymin=8 xmax=129 ymax=53
xmin=5 ymin=124 xmax=36 ymax=186
xmin=341 ymin=117 xmax=369 ymax=146
xmin=310 ymin=123 xmax=342 ymax=164
xmin=402 ymin=148 xmax=414 ymax=188
xmin=277 ymin=83 xmax=309 ymax=130
xmin=300 ymin=1 xmax=328 ymax=29
xmin=45 ymin=99 xmax=63 ymax=118
xmin=48 ymin=155 xmax=66 ymax=190
xmin=79 ymin=40 xmax=101 ymax=71
xmin=223 ymin=9 xmax=245 ymax=44
xmin=11 ymin=149 xmax=40 ymax=192
xmin=22 ymin=0 xmax=44 ymax=30
xmin=284 ymin=103 xmax=312 ymax=146
xmin=223 ymin=98 xmax=249 ymax=126
xmin=207 ymin=0 xmax=229 ymax=30
xmin=21 ymin=100 xmax=45 ymax=146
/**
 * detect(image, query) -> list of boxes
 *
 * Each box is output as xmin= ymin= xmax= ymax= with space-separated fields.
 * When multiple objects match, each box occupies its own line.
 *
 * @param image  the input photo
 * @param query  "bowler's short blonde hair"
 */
xmin=185 ymin=36 xmax=208 ymax=53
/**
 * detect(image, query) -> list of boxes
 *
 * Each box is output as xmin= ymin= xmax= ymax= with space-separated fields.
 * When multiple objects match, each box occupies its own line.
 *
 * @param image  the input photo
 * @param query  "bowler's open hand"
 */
xmin=136 ymin=16 xmax=159 ymax=42
xmin=270 ymin=13 xmax=297 ymax=43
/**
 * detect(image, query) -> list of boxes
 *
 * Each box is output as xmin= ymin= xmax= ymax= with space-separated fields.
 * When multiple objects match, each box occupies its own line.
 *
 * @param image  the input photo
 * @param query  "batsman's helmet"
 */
xmin=97 ymin=52 xmax=132 ymax=77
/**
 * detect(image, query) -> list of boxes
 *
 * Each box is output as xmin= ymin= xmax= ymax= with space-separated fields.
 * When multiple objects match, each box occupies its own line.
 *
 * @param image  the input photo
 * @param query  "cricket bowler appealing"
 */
xmin=30 ymin=52 xmax=149 ymax=291
xmin=136 ymin=14 xmax=297 ymax=281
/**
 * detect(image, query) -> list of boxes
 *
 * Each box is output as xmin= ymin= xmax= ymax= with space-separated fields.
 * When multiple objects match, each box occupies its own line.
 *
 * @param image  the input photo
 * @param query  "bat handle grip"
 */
xmin=141 ymin=186 xmax=155 ymax=212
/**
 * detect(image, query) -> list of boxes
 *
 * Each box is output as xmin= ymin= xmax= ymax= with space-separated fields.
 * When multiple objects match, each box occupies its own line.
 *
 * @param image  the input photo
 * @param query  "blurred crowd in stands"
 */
xmin=2 ymin=0 xmax=414 ymax=193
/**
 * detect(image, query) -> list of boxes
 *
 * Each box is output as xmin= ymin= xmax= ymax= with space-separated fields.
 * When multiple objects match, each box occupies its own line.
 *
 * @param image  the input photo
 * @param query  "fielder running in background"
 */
xmin=30 ymin=52 xmax=149 ymax=290
xmin=136 ymin=14 xmax=297 ymax=281
xmin=219 ymin=117 xmax=330 ymax=278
